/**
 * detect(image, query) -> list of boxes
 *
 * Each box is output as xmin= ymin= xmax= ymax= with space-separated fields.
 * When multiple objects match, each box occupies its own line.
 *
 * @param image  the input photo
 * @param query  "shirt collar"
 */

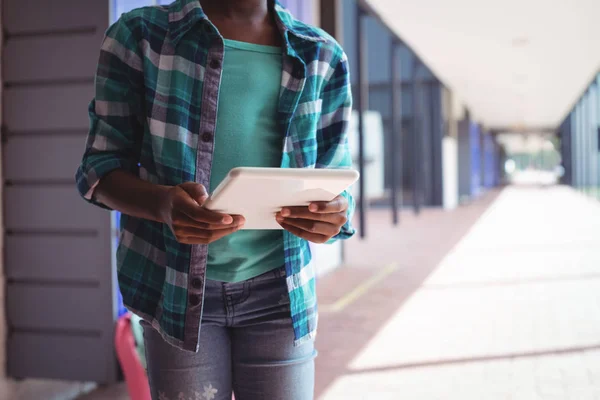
xmin=168 ymin=0 xmax=326 ymax=49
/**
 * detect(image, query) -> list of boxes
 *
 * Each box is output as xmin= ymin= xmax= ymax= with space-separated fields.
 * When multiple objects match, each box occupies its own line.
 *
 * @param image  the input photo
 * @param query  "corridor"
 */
xmin=3 ymin=185 xmax=599 ymax=399
xmin=316 ymin=186 xmax=600 ymax=399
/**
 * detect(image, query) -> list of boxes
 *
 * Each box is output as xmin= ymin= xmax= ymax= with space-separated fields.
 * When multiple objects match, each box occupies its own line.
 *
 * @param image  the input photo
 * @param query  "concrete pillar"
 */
xmin=320 ymin=0 xmax=343 ymax=42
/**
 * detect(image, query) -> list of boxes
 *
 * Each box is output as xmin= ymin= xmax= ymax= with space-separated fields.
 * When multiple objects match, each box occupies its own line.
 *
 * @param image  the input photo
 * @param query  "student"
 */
xmin=76 ymin=0 xmax=354 ymax=399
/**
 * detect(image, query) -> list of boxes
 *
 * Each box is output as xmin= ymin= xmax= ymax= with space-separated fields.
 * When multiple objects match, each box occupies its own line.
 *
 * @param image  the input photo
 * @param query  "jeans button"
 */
xmin=189 ymin=294 xmax=201 ymax=307
xmin=191 ymin=278 xmax=203 ymax=289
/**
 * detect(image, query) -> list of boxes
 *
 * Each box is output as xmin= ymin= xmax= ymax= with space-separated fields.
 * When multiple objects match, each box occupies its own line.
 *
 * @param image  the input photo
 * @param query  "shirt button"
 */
xmin=202 ymin=132 xmax=213 ymax=143
xmin=191 ymin=278 xmax=203 ymax=289
xmin=209 ymin=59 xmax=221 ymax=69
xmin=189 ymin=294 xmax=201 ymax=307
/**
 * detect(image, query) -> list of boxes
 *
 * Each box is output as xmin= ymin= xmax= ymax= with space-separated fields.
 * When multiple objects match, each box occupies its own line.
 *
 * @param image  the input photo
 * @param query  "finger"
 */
xmin=176 ymin=196 xmax=234 ymax=225
xmin=276 ymin=216 xmax=340 ymax=237
xmin=178 ymin=224 xmax=243 ymax=241
xmin=174 ymin=211 xmax=244 ymax=229
xmin=308 ymin=195 xmax=347 ymax=214
xmin=175 ymin=183 xmax=234 ymax=224
xmin=280 ymin=198 xmax=347 ymax=218
xmin=276 ymin=209 xmax=346 ymax=227
xmin=178 ymin=182 xmax=209 ymax=205
xmin=278 ymin=222 xmax=329 ymax=244
xmin=279 ymin=206 xmax=308 ymax=218
xmin=179 ymin=225 xmax=242 ymax=244
xmin=173 ymin=212 xmax=245 ymax=231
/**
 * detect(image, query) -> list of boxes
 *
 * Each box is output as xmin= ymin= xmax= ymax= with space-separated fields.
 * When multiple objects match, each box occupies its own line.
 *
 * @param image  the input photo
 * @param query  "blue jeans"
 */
xmin=141 ymin=267 xmax=317 ymax=400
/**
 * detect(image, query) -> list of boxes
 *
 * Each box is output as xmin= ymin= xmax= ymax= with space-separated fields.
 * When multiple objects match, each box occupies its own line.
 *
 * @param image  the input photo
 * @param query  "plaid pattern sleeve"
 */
xmin=76 ymin=17 xmax=145 ymax=209
xmin=316 ymin=51 xmax=356 ymax=241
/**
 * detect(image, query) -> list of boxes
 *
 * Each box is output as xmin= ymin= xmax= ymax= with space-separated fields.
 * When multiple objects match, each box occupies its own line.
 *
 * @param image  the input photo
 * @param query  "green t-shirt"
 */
xmin=206 ymin=39 xmax=285 ymax=282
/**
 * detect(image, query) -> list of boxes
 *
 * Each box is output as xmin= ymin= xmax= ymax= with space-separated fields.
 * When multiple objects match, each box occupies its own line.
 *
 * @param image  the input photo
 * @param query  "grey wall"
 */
xmin=3 ymin=0 xmax=119 ymax=383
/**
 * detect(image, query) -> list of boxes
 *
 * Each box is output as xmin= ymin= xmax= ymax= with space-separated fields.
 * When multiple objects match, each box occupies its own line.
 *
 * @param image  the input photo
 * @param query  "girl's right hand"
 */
xmin=158 ymin=182 xmax=245 ymax=244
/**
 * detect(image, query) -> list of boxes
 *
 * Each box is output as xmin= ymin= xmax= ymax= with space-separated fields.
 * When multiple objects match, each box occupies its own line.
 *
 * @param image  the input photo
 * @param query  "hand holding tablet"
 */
xmin=203 ymin=167 xmax=359 ymax=231
xmin=157 ymin=182 xmax=246 ymax=245
xmin=275 ymin=194 xmax=350 ymax=243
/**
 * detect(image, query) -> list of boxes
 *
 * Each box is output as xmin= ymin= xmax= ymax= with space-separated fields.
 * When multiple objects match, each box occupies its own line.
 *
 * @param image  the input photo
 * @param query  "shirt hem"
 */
xmin=294 ymin=330 xmax=317 ymax=347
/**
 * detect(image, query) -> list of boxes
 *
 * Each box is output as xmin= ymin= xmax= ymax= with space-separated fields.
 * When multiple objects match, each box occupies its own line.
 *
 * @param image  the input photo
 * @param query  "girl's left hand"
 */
xmin=276 ymin=195 xmax=348 ymax=244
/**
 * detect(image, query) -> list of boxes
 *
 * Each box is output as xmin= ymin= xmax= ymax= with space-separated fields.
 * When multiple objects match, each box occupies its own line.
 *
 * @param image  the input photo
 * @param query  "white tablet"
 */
xmin=203 ymin=167 xmax=360 ymax=230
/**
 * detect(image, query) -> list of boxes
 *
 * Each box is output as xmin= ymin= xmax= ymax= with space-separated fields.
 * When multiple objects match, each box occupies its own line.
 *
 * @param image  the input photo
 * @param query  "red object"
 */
xmin=115 ymin=314 xmax=236 ymax=399
xmin=115 ymin=313 xmax=151 ymax=400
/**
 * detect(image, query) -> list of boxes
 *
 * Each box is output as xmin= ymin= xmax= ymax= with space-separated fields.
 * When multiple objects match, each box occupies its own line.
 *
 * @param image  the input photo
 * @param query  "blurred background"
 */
xmin=1 ymin=0 xmax=599 ymax=399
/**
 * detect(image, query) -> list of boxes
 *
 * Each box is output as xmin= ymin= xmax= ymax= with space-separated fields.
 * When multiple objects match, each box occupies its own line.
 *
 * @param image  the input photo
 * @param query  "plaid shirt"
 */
xmin=76 ymin=0 xmax=355 ymax=352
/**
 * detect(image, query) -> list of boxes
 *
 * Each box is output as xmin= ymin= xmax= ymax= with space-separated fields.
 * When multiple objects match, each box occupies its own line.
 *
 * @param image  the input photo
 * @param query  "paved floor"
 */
xmin=4 ymin=185 xmax=600 ymax=400
xmin=314 ymin=186 xmax=501 ymax=397
xmin=317 ymin=186 xmax=600 ymax=400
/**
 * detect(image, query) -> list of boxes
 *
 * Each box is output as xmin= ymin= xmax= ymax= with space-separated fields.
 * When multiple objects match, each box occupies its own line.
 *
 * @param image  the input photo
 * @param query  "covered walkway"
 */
xmin=0 ymin=0 xmax=597 ymax=398
xmin=3 ymin=184 xmax=599 ymax=399
xmin=316 ymin=185 xmax=600 ymax=399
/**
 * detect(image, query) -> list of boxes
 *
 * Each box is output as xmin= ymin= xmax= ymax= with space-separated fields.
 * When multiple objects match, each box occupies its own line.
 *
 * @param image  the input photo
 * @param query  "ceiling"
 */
xmin=366 ymin=0 xmax=600 ymax=131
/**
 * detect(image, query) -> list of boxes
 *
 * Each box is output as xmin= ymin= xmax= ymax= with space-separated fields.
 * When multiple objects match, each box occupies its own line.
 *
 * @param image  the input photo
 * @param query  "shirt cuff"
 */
xmin=76 ymin=154 xmax=135 ymax=210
